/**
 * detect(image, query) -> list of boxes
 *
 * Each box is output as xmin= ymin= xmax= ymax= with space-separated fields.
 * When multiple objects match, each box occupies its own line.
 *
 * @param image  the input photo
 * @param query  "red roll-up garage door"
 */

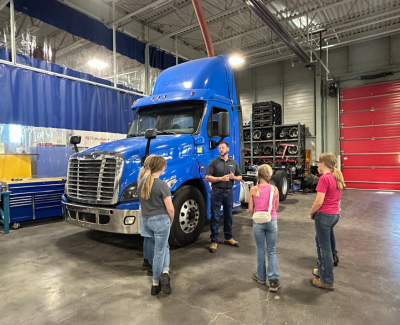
xmin=340 ymin=80 xmax=400 ymax=191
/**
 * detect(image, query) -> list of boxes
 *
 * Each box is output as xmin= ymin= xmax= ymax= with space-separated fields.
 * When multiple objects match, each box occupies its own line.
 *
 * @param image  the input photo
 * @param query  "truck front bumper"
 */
xmin=62 ymin=201 xmax=140 ymax=234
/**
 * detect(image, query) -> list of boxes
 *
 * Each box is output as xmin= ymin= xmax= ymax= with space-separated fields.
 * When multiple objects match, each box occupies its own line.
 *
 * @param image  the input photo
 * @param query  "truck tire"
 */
xmin=169 ymin=185 xmax=206 ymax=247
xmin=275 ymin=170 xmax=288 ymax=202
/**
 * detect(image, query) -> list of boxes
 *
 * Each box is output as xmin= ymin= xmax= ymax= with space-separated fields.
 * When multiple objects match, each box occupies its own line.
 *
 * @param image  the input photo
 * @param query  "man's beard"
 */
xmin=220 ymin=151 xmax=228 ymax=157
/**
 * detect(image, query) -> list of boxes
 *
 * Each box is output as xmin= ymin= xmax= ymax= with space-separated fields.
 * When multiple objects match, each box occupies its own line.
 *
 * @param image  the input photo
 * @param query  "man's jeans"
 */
xmin=315 ymin=212 xmax=340 ymax=285
xmin=142 ymin=214 xmax=171 ymax=284
xmin=210 ymin=190 xmax=233 ymax=243
xmin=253 ymin=220 xmax=279 ymax=281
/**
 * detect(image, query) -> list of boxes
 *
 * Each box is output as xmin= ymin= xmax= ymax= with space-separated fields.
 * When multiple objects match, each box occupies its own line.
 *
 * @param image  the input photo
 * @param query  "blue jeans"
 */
xmin=142 ymin=214 xmax=171 ymax=284
xmin=315 ymin=212 xmax=340 ymax=285
xmin=253 ymin=220 xmax=279 ymax=281
xmin=210 ymin=190 xmax=233 ymax=243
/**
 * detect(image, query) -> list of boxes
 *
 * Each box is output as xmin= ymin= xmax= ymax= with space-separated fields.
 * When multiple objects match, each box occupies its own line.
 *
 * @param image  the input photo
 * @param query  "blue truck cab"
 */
xmin=61 ymin=54 xmax=245 ymax=246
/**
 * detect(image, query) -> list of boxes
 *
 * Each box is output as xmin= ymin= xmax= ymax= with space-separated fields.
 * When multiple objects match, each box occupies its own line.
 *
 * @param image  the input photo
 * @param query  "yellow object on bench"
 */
xmin=0 ymin=155 xmax=32 ymax=182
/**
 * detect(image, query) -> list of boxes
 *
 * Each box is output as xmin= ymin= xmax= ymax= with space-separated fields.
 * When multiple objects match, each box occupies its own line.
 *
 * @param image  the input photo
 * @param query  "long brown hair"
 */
xmin=319 ymin=153 xmax=346 ymax=190
xmin=141 ymin=155 xmax=167 ymax=200
xmin=256 ymin=164 xmax=273 ymax=195
xmin=137 ymin=154 xmax=155 ymax=183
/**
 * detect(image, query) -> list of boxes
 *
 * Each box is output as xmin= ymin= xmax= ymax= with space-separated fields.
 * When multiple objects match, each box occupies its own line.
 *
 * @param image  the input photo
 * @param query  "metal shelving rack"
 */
xmin=243 ymin=122 xmax=306 ymax=166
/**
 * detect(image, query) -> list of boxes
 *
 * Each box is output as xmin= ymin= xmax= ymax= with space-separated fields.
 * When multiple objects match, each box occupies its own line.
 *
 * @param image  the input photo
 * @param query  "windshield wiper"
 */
xmin=157 ymin=131 xmax=176 ymax=135
xmin=127 ymin=134 xmax=139 ymax=138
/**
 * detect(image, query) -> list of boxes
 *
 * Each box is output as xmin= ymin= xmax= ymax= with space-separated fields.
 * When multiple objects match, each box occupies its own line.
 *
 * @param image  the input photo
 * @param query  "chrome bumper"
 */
xmin=62 ymin=201 xmax=140 ymax=234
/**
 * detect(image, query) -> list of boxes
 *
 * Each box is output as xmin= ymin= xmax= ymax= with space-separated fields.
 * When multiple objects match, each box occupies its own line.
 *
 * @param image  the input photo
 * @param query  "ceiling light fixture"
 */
xmin=229 ymin=55 xmax=245 ymax=66
xmin=88 ymin=59 xmax=108 ymax=69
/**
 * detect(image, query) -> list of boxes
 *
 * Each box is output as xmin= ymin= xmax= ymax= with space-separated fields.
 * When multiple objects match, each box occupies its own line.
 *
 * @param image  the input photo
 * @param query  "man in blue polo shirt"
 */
xmin=205 ymin=141 xmax=242 ymax=253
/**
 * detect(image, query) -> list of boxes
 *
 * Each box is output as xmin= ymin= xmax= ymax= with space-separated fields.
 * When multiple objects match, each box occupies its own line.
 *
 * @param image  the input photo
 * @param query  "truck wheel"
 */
xmin=169 ymin=185 xmax=206 ymax=247
xmin=275 ymin=170 xmax=288 ymax=202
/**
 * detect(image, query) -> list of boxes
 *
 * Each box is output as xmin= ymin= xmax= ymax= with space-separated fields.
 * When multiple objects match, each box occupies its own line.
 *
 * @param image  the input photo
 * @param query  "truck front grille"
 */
xmin=67 ymin=154 xmax=123 ymax=205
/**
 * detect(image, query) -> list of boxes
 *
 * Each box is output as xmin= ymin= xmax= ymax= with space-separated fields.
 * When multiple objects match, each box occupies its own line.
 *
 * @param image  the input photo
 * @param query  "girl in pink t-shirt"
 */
xmin=248 ymin=164 xmax=281 ymax=292
xmin=309 ymin=153 xmax=345 ymax=291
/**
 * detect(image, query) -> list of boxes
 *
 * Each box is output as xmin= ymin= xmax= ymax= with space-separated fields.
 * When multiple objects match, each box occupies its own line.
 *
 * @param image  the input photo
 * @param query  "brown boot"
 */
xmin=224 ymin=238 xmax=239 ymax=247
xmin=312 ymin=268 xmax=320 ymax=278
xmin=310 ymin=278 xmax=334 ymax=291
xmin=209 ymin=243 xmax=217 ymax=253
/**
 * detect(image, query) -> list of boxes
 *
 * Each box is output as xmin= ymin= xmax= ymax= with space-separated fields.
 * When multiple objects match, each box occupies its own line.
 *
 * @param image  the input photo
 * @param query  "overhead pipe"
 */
xmin=243 ymin=0 xmax=310 ymax=65
xmin=191 ymin=0 xmax=215 ymax=57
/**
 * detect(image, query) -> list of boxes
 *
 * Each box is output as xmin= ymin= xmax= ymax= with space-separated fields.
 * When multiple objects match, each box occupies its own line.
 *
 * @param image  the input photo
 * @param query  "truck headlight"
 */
xmin=121 ymin=182 xmax=139 ymax=202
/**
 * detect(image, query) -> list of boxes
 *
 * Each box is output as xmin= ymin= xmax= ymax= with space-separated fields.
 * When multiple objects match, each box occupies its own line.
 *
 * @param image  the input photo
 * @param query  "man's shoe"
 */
xmin=147 ymin=264 xmax=153 ymax=276
xmin=142 ymin=259 xmax=150 ymax=270
xmin=252 ymin=272 xmax=266 ymax=285
xmin=269 ymin=279 xmax=281 ymax=292
xmin=224 ymin=238 xmax=239 ymax=247
xmin=209 ymin=243 xmax=217 ymax=253
xmin=333 ymin=250 xmax=339 ymax=267
xmin=312 ymin=268 xmax=320 ymax=278
xmin=151 ymin=283 xmax=161 ymax=296
xmin=310 ymin=278 xmax=334 ymax=291
xmin=160 ymin=273 xmax=172 ymax=295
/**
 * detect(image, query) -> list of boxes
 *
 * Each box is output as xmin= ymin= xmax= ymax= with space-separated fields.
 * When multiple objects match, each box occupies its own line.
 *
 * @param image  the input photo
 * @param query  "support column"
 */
xmin=315 ymin=60 xmax=323 ymax=156
xmin=112 ymin=0 xmax=117 ymax=87
xmin=10 ymin=0 xmax=16 ymax=65
xmin=145 ymin=43 xmax=150 ymax=96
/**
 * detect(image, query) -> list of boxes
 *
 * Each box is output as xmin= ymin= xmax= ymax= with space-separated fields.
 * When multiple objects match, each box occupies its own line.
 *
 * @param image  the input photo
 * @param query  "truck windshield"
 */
xmin=128 ymin=101 xmax=205 ymax=137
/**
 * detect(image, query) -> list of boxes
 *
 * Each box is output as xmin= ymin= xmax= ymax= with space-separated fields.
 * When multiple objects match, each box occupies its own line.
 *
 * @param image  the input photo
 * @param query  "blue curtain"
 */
xmin=14 ymin=0 xmax=186 ymax=69
xmin=0 ymin=62 xmax=141 ymax=133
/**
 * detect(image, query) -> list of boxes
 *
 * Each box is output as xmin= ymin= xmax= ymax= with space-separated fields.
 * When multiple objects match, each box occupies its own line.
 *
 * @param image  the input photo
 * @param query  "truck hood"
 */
xmin=72 ymin=134 xmax=198 ymax=193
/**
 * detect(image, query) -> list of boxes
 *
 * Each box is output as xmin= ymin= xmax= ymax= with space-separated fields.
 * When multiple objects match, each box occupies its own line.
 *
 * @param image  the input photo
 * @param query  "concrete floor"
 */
xmin=1 ymin=190 xmax=400 ymax=325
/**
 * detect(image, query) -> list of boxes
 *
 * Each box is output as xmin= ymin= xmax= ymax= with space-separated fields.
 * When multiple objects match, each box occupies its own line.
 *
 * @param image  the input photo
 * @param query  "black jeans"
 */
xmin=210 ymin=190 xmax=233 ymax=243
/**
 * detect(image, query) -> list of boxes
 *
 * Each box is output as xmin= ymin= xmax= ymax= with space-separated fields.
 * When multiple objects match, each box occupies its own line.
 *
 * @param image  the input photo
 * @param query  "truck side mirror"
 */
xmin=70 ymin=136 xmax=81 ymax=153
xmin=142 ymin=128 xmax=157 ymax=165
xmin=218 ymin=112 xmax=230 ymax=137
xmin=145 ymin=128 xmax=157 ymax=140
xmin=127 ymin=123 xmax=132 ymax=133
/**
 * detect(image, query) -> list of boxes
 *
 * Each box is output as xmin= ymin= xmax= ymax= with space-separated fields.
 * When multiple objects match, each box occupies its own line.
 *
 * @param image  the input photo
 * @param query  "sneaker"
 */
xmin=160 ymin=273 xmax=171 ymax=295
xmin=268 ymin=279 xmax=281 ymax=292
xmin=310 ymin=278 xmax=334 ymax=291
xmin=147 ymin=264 xmax=153 ymax=276
xmin=312 ymin=268 xmax=320 ymax=278
xmin=142 ymin=259 xmax=150 ymax=270
xmin=224 ymin=238 xmax=239 ymax=247
xmin=151 ymin=283 xmax=161 ymax=296
xmin=252 ymin=272 xmax=266 ymax=285
xmin=209 ymin=243 xmax=217 ymax=253
xmin=333 ymin=250 xmax=339 ymax=267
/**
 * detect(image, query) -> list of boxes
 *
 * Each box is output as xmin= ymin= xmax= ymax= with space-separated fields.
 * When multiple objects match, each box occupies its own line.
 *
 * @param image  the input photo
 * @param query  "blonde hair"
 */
xmin=141 ymin=155 xmax=167 ymax=200
xmin=256 ymin=164 xmax=273 ymax=195
xmin=319 ymin=152 xmax=346 ymax=190
xmin=137 ymin=154 xmax=155 ymax=183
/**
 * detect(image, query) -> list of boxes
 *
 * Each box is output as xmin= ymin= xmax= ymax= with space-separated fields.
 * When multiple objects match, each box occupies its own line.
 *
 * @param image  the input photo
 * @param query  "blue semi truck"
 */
xmin=61 ymin=54 xmax=288 ymax=246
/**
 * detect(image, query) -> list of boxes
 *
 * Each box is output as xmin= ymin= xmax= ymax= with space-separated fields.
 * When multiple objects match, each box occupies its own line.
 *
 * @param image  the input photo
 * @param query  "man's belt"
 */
xmin=212 ymin=188 xmax=232 ymax=193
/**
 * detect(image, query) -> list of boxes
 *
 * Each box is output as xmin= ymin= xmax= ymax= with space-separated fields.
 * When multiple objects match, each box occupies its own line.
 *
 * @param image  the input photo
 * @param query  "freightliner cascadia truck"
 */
xmin=62 ymin=54 xmax=288 ymax=246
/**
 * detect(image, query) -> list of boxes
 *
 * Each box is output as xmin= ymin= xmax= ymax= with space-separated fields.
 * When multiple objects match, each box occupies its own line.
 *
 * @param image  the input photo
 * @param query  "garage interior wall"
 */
xmin=236 ymin=34 xmax=400 ymax=163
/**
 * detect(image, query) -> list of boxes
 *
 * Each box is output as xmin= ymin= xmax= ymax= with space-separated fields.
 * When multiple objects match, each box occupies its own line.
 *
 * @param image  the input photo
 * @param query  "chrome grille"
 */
xmin=67 ymin=154 xmax=123 ymax=205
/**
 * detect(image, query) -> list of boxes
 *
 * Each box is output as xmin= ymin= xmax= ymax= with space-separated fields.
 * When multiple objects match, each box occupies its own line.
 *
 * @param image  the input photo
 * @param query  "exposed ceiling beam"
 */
xmin=242 ymin=8 xmax=400 ymax=59
xmin=144 ymin=0 xmax=191 ymax=24
xmin=0 ymin=0 xmax=9 ymax=12
xmin=202 ymin=0 xmax=355 ymax=49
xmin=108 ymin=0 xmax=176 ymax=27
xmin=150 ymin=0 xmax=274 ymax=44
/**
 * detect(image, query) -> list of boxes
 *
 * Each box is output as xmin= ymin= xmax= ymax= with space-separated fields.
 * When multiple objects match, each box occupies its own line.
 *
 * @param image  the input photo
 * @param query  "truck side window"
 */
xmin=207 ymin=107 xmax=229 ymax=138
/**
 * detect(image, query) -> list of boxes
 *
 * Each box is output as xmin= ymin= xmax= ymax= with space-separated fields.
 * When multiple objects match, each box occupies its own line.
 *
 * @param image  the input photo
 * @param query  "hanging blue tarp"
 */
xmin=0 ymin=62 xmax=141 ymax=133
xmin=13 ymin=0 xmax=186 ymax=69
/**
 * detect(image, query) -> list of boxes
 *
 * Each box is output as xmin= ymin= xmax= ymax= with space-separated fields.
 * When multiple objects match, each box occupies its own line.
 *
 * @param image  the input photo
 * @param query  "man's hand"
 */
xmin=229 ymin=172 xmax=235 ymax=180
xmin=221 ymin=175 xmax=230 ymax=182
xmin=309 ymin=214 xmax=315 ymax=220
